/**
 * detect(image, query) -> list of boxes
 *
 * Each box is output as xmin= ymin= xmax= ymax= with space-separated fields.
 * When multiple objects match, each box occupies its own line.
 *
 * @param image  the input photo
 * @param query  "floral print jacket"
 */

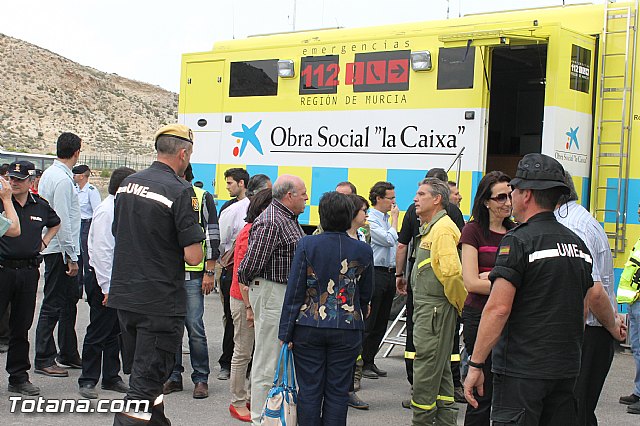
xmin=278 ymin=232 xmax=374 ymax=342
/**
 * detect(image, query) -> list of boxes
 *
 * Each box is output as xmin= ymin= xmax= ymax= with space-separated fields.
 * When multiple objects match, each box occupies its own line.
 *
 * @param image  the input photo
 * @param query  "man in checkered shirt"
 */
xmin=237 ymin=174 xmax=308 ymax=425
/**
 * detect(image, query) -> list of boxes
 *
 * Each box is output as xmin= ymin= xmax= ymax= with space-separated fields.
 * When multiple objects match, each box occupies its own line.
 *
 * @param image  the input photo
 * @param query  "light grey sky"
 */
xmin=1 ymin=0 xmax=592 ymax=92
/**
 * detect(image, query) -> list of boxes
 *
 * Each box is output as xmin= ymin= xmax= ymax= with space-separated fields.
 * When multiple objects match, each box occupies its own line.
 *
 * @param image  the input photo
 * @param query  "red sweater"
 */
xmin=230 ymin=223 xmax=251 ymax=300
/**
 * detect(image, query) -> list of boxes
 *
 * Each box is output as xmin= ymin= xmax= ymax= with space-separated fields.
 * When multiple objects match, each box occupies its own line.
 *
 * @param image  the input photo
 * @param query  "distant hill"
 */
xmin=0 ymin=33 xmax=178 ymax=156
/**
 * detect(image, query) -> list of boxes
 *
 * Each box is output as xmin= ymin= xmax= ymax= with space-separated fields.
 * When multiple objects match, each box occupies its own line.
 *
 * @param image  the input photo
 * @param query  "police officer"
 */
xmin=464 ymin=153 xmax=625 ymax=426
xmin=109 ymin=124 xmax=205 ymax=425
xmin=0 ymin=175 xmax=20 ymax=237
xmin=73 ymin=164 xmax=101 ymax=296
xmin=0 ymin=161 xmax=60 ymax=396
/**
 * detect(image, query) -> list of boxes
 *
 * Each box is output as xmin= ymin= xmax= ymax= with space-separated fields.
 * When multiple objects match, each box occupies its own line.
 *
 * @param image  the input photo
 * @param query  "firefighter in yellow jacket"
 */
xmin=617 ymin=203 xmax=640 ymax=415
xmin=410 ymin=177 xmax=467 ymax=426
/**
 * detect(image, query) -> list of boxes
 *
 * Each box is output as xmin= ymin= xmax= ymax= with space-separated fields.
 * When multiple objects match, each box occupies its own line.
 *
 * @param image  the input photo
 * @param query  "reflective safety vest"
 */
xmin=617 ymin=237 xmax=640 ymax=305
xmin=185 ymin=186 xmax=206 ymax=272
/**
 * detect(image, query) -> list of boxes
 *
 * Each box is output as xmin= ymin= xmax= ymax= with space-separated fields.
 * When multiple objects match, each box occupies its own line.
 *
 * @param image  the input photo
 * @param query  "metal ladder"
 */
xmin=593 ymin=0 xmax=637 ymax=256
xmin=379 ymin=305 xmax=407 ymax=357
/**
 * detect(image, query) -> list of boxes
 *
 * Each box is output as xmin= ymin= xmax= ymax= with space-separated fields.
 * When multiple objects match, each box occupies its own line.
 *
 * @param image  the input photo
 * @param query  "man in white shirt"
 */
xmin=217 ymin=167 xmax=250 ymax=380
xmin=554 ymin=172 xmax=621 ymax=425
xmin=77 ymin=167 xmax=135 ymax=399
xmin=361 ymin=181 xmax=399 ymax=379
xmin=73 ymin=164 xmax=102 ymax=296
xmin=35 ymin=132 xmax=82 ymax=377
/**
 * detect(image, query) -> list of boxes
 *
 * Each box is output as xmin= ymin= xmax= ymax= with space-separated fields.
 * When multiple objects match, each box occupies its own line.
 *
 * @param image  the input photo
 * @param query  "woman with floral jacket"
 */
xmin=278 ymin=191 xmax=374 ymax=426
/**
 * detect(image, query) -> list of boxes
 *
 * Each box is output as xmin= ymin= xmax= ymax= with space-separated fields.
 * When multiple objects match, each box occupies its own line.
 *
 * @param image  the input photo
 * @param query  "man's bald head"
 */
xmin=273 ymin=174 xmax=308 ymax=214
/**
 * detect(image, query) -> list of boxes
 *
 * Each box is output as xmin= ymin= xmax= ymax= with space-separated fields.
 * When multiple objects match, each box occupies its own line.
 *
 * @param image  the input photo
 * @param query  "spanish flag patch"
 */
xmin=499 ymin=246 xmax=510 ymax=256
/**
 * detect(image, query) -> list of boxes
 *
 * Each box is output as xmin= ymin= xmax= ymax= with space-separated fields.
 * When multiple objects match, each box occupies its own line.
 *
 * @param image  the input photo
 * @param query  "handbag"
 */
xmin=218 ymin=240 xmax=236 ymax=269
xmin=260 ymin=344 xmax=297 ymax=426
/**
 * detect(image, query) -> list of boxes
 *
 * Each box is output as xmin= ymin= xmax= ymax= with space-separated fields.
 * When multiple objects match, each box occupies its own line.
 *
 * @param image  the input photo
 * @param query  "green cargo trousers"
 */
xmin=411 ymin=294 xmax=458 ymax=426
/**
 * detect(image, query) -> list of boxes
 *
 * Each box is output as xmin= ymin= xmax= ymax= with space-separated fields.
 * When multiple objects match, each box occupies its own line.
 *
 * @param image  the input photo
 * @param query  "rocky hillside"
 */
xmin=0 ymin=33 xmax=178 ymax=156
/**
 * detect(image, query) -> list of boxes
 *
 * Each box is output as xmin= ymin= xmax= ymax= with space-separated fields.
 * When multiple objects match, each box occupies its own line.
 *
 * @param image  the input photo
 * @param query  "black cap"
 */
xmin=509 ymin=153 xmax=569 ymax=193
xmin=34 ymin=169 xmax=43 ymax=177
xmin=72 ymin=164 xmax=90 ymax=174
xmin=7 ymin=161 xmax=36 ymax=180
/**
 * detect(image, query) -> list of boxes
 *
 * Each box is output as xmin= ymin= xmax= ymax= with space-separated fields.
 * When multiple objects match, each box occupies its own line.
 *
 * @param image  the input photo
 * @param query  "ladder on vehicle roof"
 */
xmin=592 ymin=0 xmax=637 ymax=257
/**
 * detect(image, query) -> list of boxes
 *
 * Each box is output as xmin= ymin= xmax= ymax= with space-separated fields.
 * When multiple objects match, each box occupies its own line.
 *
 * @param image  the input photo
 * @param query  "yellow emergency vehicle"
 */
xmin=179 ymin=1 xmax=639 ymax=275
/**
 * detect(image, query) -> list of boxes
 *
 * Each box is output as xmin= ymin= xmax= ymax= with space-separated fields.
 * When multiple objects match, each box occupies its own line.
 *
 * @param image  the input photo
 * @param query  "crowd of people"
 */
xmin=0 ymin=125 xmax=639 ymax=426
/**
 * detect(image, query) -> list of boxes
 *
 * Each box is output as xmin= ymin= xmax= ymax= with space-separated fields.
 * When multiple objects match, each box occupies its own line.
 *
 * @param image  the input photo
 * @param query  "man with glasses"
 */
xmin=1 ymin=161 xmax=60 ymax=395
xmin=361 ymin=181 xmax=399 ymax=379
xmin=35 ymin=132 xmax=83 ymax=377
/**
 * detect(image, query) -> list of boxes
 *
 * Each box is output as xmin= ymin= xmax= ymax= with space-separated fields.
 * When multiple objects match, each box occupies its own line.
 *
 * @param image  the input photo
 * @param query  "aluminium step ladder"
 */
xmin=379 ymin=305 xmax=407 ymax=358
xmin=592 ymin=0 xmax=637 ymax=256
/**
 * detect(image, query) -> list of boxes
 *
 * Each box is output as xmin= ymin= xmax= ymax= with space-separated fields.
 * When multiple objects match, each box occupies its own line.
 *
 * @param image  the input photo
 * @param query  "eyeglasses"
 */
xmin=489 ymin=193 xmax=512 ymax=204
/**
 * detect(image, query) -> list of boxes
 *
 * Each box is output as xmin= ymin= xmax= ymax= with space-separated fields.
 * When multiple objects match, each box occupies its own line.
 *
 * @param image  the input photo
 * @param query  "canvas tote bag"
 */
xmin=260 ymin=344 xmax=297 ymax=425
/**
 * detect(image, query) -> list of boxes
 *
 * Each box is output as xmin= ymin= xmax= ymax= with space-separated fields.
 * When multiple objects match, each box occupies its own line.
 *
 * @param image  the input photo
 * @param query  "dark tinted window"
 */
xmin=437 ymin=47 xmax=475 ymax=90
xmin=229 ymin=60 xmax=278 ymax=97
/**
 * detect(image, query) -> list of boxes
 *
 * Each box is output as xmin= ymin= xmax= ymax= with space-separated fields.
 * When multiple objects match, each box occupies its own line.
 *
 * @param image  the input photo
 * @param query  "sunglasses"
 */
xmin=489 ymin=193 xmax=512 ymax=203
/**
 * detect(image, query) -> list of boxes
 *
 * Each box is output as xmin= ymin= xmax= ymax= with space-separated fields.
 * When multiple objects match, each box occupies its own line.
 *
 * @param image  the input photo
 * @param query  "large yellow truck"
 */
xmin=179 ymin=1 xmax=639 ymax=278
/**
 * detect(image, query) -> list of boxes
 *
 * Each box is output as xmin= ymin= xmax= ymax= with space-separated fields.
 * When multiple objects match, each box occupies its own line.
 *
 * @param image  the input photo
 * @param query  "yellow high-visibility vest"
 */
xmin=617 ymin=237 xmax=640 ymax=305
xmin=185 ymin=186 xmax=206 ymax=272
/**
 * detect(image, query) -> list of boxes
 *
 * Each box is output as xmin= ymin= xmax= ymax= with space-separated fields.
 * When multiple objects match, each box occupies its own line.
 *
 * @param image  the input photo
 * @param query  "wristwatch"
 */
xmin=205 ymin=269 xmax=215 ymax=276
xmin=395 ymin=272 xmax=404 ymax=278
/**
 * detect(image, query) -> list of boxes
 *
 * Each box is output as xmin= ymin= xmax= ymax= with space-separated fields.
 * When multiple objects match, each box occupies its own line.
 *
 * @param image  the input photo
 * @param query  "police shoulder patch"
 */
xmin=191 ymin=197 xmax=199 ymax=211
xmin=498 ymin=245 xmax=510 ymax=256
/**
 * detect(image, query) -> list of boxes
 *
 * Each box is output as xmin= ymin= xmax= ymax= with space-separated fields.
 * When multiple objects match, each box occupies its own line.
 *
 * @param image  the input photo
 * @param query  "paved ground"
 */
xmin=0 ymin=274 xmax=638 ymax=425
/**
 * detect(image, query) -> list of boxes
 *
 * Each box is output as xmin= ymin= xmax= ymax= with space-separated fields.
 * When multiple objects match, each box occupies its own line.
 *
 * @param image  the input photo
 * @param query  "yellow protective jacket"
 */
xmin=617 ymin=237 xmax=640 ymax=304
xmin=414 ymin=209 xmax=467 ymax=314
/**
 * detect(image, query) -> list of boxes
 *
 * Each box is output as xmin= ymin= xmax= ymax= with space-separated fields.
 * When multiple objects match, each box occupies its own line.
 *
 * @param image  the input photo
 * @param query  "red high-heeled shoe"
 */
xmin=229 ymin=404 xmax=251 ymax=422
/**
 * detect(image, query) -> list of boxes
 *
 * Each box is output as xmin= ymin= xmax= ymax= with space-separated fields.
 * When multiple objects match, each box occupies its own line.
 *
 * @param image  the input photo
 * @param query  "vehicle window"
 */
xmin=437 ymin=47 xmax=475 ymax=90
xmin=229 ymin=59 xmax=278 ymax=97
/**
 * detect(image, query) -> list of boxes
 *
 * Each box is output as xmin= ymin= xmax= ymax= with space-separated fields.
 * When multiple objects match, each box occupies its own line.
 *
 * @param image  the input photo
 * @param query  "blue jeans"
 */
xmin=292 ymin=326 xmax=362 ymax=426
xmin=629 ymin=301 xmax=640 ymax=397
xmin=170 ymin=277 xmax=210 ymax=384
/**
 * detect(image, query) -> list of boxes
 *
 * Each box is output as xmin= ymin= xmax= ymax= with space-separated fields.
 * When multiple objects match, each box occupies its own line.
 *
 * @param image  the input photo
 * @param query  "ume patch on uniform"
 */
xmin=191 ymin=197 xmax=199 ymax=211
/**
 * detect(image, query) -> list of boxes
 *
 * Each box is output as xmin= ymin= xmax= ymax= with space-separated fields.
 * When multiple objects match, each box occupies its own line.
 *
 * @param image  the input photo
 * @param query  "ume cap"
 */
xmin=154 ymin=124 xmax=194 ymax=144
xmin=509 ymin=153 xmax=570 ymax=194
xmin=7 ymin=160 xmax=36 ymax=180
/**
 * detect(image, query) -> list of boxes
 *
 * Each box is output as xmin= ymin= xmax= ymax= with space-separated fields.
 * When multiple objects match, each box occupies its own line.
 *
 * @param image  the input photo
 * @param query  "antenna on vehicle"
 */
xmin=292 ymin=0 xmax=297 ymax=31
